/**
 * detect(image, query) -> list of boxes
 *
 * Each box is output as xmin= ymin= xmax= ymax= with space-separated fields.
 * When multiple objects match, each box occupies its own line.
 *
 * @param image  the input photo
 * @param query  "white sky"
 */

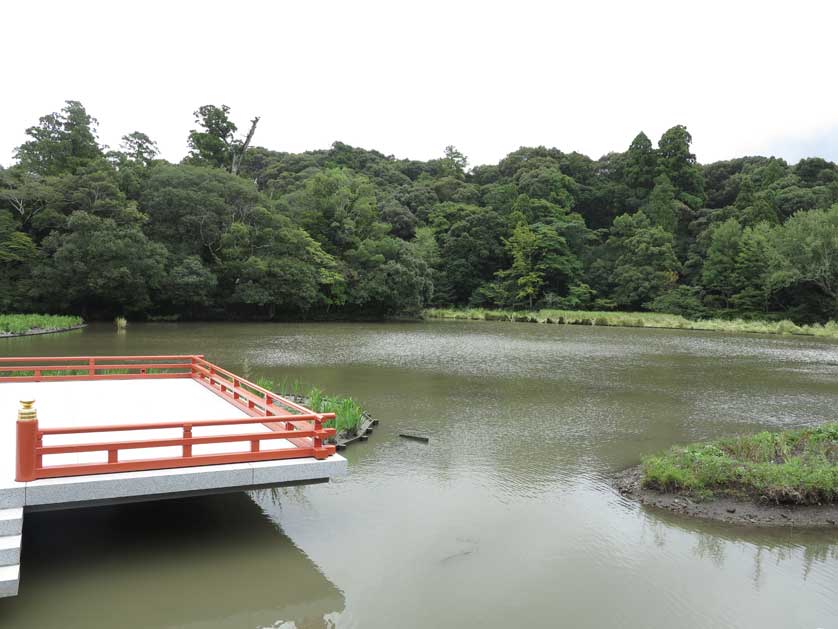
xmin=2 ymin=0 xmax=837 ymax=168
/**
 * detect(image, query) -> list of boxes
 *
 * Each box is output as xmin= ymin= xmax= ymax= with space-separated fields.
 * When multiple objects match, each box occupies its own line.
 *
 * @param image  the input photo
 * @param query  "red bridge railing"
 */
xmin=4 ymin=355 xmax=337 ymax=482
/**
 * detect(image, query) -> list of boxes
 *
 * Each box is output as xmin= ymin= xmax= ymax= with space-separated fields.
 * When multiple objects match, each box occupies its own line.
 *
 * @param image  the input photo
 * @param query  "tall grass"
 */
xmin=642 ymin=423 xmax=838 ymax=504
xmin=0 ymin=314 xmax=83 ymax=335
xmin=423 ymin=308 xmax=838 ymax=339
xmin=256 ymin=377 xmax=366 ymax=437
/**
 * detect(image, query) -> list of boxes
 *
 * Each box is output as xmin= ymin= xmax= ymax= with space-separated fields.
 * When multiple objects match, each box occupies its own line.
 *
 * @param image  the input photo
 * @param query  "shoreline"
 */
xmin=613 ymin=465 xmax=838 ymax=528
xmin=0 ymin=324 xmax=87 ymax=339
xmin=423 ymin=308 xmax=838 ymax=340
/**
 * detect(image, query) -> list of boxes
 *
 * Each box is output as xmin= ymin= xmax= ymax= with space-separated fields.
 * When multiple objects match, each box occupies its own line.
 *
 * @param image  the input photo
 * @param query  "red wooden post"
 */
xmin=15 ymin=400 xmax=38 ymax=482
xmin=108 ymin=449 xmax=118 ymax=463
xmin=313 ymin=415 xmax=328 ymax=459
xmin=36 ymin=431 xmax=43 ymax=470
xmin=183 ymin=425 xmax=192 ymax=457
xmin=88 ymin=358 xmax=95 ymax=376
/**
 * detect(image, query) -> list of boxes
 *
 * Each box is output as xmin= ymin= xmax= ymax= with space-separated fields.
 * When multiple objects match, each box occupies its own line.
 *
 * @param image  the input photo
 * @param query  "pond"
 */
xmin=1 ymin=321 xmax=836 ymax=628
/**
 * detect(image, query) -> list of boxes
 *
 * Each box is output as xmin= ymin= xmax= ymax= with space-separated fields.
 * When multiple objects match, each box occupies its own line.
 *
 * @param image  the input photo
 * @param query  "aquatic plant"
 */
xmin=256 ymin=378 xmax=366 ymax=437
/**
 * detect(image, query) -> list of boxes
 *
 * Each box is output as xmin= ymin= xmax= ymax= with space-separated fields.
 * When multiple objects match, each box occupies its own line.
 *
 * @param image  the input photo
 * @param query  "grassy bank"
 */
xmin=642 ymin=424 xmax=838 ymax=505
xmin=423 ymin=308 xmax=838 ymax=339
xmin=256 ymin=377 xmax=366 ymax=439
xmin=0 ymin=314 xmax=83 ymax=336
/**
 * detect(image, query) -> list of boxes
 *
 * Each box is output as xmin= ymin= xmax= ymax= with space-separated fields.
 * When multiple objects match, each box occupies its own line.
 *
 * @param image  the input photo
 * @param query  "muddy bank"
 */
xmin=614 ymin=465 xmax=838 ymax=528
xmin=0 ymin=324 xmax=86 ymax=338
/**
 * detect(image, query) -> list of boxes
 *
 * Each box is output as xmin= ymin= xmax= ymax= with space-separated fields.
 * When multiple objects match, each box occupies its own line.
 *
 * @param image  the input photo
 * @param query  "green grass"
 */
xmin=642 ymin=424 xmax=838 ymax=505
xmin=0 ymin=314 xmax=83 ymax=335
xmin=423 ymin=308 xmax=838 ymax=339
xmin=256 ymin=377 xmax=366 ymax=438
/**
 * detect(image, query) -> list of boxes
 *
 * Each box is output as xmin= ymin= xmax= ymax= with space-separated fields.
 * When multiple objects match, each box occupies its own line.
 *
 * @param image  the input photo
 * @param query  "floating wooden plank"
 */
xmin=399 ymin=432 xmax=430 ymax=443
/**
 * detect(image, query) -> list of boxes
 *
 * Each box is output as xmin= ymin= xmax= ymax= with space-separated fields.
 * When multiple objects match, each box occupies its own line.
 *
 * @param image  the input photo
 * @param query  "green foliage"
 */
xmin=186 ymin=105 xmax=239 ymax=169
xmin=2 ymin=100 xmax=838 ymax=324
xmin=15 ymin=101 xmax=102 ymax=176
xmin=256 ymin=377 xmax=366 ymax=437
xmin=494 ymin=218 xmax=583 ymax=309
xmin=623 ymin=132 xmax=658 ymax=203
xmin=645 ymin=285 xmax=706 ymax=318
xmin=643 ymin=175 xmax=678 ymax=233
xmin=219 ymin=210 xmax=343 ymax=315
xmin=642 ymin=424 xmax=838 ymax=504
xmin=34 ymin=211 xmax=168 ymax=317
xmin=608 ymin=212 xmax=681 ymax=309
xmin=0 ymin=313 xmax=82 ymax=335
xmin=656 ymin=124 xmax=704 ymax=205
xmin=769 ymin=205 xmax=838 ymax=320
xmin=702 ymin=218 xmax=742 ymax=307
xmin=120 ymin=132 xmax=159 ymax=165
xmin=140 ymin=163 xmax=264 ymax=258
xmin=424 ymin=307 xmax=838 ymax=338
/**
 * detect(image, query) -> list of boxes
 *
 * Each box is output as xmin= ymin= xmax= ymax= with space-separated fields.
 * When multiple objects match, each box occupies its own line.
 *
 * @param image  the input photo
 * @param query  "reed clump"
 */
xmin=256 ymin=377 xmax=366 ymax=438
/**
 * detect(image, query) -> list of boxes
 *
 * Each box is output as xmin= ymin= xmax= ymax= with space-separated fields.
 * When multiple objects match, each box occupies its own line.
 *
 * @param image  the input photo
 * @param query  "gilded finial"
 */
xmin=18 ymin=400 xmax=37 ymax=422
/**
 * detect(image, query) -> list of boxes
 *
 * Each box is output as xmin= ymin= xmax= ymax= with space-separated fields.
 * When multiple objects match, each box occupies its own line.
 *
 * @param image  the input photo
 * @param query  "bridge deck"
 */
xmin=0 ymin=374 xmax=346 ymax=510
xmin=0 ymin=356 xmax=347 ymax=597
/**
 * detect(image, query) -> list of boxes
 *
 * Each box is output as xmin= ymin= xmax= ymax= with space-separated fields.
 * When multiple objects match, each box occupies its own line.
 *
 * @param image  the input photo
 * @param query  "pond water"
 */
xmin=0 ymin=321 xmax=836 ymax=628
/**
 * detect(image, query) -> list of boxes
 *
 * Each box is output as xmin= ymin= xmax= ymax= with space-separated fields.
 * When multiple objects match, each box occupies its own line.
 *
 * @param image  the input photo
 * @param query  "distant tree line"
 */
xmin=1 ymin=100 xmax=837 ymax=322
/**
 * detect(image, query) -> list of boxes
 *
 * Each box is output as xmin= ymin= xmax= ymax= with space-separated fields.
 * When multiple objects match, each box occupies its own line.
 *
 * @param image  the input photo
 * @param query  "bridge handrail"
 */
xmin=9 ymin=355 xmax=338 ymax=481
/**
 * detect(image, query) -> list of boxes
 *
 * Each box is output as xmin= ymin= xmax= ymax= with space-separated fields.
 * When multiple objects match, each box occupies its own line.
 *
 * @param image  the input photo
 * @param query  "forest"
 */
xmin=1 ymin=100 xmax=837 ymax=323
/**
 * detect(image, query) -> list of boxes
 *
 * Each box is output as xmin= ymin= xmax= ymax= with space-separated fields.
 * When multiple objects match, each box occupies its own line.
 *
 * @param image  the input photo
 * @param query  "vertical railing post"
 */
xmin=313 ymin=415 xmax=328 ymax=459
xmin=16 ymin=400 xmax=38 ymax=482
xmin=88 ymin=357 xmax=95 ymax=377
xmin=183 ymin=425 xmax=192 ymax=457
xmin=36 ymin=431 xmax=43 ymax=470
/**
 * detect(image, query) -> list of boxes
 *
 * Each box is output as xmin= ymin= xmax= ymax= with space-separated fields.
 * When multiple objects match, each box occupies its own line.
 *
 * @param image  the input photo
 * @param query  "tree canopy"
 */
xmin=2 ymin=100 xmax=838 ymax=323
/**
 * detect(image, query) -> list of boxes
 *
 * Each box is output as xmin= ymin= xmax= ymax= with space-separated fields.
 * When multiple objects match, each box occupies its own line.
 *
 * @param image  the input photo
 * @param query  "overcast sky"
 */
xmin=2 ymin=0 xmax=837 ymax=168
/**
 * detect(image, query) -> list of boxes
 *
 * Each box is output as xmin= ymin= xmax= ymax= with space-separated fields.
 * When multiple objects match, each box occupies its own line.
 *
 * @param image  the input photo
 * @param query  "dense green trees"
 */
xmin=1 ymin=100 xmax=838 ymax=323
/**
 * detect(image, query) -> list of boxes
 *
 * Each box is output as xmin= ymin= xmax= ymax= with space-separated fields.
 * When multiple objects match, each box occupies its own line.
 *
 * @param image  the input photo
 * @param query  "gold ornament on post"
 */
xmin=18 ymin=400 xmax=37 ymax=422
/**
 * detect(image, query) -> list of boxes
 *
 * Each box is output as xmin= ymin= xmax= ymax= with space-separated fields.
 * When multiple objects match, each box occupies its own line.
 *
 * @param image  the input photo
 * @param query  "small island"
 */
xmin=615 ymin=423 xmax=838 ymax=527
xmin=0 ymin=314 xmax=84 ymax=338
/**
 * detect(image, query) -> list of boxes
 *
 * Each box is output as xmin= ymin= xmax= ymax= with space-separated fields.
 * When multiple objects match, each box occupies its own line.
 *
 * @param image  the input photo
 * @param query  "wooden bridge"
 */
xmin=0 ymin=355 xmax=348 ymax=597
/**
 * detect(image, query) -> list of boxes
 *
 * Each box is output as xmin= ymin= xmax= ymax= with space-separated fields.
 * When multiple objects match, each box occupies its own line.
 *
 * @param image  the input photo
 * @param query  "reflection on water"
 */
xmin=1 ymin=322 xmax=837 ymax=628
xmin=0 ymin=494 xmax=344 ymax=628
xmin=637 ymin=502 xmax=838 ymax=588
